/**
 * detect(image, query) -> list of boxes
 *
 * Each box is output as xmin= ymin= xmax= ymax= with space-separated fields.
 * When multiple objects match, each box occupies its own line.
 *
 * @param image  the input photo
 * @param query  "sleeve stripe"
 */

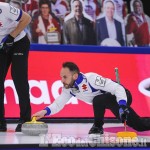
xmin=16 ymin=9 xmax=22 ymax=21
xmin=44 ymin=107 xmax=51 ymax=116
xmin=118 ymin=99 xmax=127 ymax=106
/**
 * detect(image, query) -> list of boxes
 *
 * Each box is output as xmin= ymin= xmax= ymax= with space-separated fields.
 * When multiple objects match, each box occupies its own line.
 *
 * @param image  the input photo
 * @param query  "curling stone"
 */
xmin=117 ymin=131 xmax=137 ymax=138
xmin=22 ymin=117 xmax=48 ymax=136
xmin=117 ymin=121 xmax=137 ymax=138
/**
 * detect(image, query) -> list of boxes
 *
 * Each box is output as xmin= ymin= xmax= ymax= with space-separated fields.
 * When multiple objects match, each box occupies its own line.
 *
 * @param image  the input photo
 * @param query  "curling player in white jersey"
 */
xmin=33 ymin=62 xmax=150 ymax=136
xmin=0 ymin=2 xmax=31 ymax=132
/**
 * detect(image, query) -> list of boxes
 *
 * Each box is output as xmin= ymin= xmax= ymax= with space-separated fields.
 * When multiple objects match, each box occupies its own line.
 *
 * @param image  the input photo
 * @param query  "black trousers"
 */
xmin=0 ymin=35 xmax=31 ymax=122
xmin=93 ymin=89 xmax=150 ymax=131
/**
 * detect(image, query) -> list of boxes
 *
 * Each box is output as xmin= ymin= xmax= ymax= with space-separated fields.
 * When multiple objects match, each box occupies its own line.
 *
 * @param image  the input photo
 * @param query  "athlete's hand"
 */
xmin=1 ymin=35 xmax=14 ymax=54
xmin=32 ymin=110 xmax=47 ymax=120
xmin=119 ymin=105 xmax=129 ymax=123
xmin=118 ymin=100 xmax=129 ymax=123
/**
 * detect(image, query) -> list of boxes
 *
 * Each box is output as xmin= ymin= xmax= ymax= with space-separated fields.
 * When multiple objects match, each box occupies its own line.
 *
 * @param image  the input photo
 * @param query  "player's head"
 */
xmin=60 ymin=62 xmax=80 ymax=89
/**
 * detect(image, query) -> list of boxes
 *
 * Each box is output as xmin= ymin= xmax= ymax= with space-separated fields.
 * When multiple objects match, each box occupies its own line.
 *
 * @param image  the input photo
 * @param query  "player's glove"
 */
xmin=0 ymin=35 xmax=14 ymax=54
xmin=118 ymin=100 xmax=129 ymax=123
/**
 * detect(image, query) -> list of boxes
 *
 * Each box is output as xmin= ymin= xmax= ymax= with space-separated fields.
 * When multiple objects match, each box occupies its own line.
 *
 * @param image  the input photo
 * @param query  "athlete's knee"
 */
xmin=132 ymin=126 xmax=146 ymax=132
xmin=127 ymin=122 xmax=147 ymax=132
xmin=93 ymin=95 xmax=106 ymax=107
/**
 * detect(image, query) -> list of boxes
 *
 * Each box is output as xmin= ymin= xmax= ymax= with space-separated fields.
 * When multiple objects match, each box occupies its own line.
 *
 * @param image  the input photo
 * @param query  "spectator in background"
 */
xmin=64 ymin=0 xmax=94 ymax=22
xmin=22 ymin=0 xmax=39 ymax=19
xmin=96 ymin=0 xmax=125 ymax=46
xmin=126 ymin=0 xmax=150 ymax=47
xmin=6 ymin=0 xmax=39 ymax=42
xmin=50 ymin=0 xmax=70 ymax=24
xmin=22 ymin=0 xmax=39 ymax=42
xmin=102 ymin=0 xmax=127 ymax=19
xmin=63 ymin=0 xmax=96 ymax=45
xmin=32 ymin=0 xmax=61 ymax=44
xmin=83 ymin=0 xmax=101 ymax=21
xmin=113 ymin=0 xmax=127 ymax=19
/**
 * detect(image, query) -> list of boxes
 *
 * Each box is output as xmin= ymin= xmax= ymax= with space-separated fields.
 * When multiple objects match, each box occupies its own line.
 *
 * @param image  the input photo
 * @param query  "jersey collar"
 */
xmin=74 ymin=73 xmax=87 ymax=86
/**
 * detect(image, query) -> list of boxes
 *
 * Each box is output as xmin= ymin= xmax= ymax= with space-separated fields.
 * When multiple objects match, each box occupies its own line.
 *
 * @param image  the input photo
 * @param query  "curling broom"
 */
xmin=115 ymin=67 xmax=137 ymax=138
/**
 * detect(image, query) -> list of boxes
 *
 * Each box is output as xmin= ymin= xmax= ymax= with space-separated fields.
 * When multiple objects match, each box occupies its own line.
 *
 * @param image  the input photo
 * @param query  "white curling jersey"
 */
xmin=0 ymin=2 xmax=26 ymax=43
xmin=48 ymin=72 xmax=127 ymax=115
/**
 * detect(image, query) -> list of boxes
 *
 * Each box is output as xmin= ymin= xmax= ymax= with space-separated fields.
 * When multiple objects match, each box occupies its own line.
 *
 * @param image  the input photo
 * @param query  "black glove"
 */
xmin=0 ymin=35 xmax=14 ymax=54
xmin=118 ymin=100 xmax=129 ymax=123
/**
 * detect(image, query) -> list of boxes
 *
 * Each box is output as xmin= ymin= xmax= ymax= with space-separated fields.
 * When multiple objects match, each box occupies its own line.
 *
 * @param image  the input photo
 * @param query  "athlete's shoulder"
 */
xmin=0 ymin=2 xmax=9 ymax=9
xmin=0 ymin=2 xmax=11 ymax=16
xmin=85 ymin=72 xmax=107 ymax=87
xmin=85 ymin=72 xmax=100 ymax=77
xmin=84 ymin=72 xmax=102 ymax=81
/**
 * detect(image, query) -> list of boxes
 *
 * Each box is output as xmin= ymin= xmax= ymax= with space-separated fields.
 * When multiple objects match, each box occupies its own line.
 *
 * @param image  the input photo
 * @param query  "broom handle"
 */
xmin=124 ymin=120 xmax=127 ymax=131
xmin=115 ymin=67 xmax=120 ymax=84
xmin=115 ymin=67 xmax=127 ymax=131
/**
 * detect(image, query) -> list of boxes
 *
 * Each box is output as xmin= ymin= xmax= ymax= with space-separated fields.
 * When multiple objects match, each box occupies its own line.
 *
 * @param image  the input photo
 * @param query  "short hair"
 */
xmin=72 ymin=0 xmax=82 ymax=6
xmin=104 ymin=0 xmax=115 ymax=8
xmin=39 ymin=0 xmax=50 ymax=8
xmin=62 ymin=62 xmax=80 ymax=74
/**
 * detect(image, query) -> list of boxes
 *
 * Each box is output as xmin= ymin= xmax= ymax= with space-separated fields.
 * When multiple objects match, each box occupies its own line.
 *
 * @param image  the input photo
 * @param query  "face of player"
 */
xmin=134 ymin=1 xmax=143 ymax=15
xmin=73 ymin=1 xmax=83 ymax=18
xmin=104 ymin=1 xmax=115 ymax=20
xmin=40 ymin=4 xmax=50 ymax=16
xmin=60 ymin=67 xmax=78 ymax=89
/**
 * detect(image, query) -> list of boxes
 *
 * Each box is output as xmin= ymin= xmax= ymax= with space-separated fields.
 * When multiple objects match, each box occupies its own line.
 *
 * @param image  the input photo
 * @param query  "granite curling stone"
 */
xmin=22 ymin=117 xmax=48 ymax=136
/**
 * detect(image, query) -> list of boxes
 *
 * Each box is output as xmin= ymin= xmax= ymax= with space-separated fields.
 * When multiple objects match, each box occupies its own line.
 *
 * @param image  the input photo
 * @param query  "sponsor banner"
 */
xmin=5 ymin=51 xmax=150 ymax=118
